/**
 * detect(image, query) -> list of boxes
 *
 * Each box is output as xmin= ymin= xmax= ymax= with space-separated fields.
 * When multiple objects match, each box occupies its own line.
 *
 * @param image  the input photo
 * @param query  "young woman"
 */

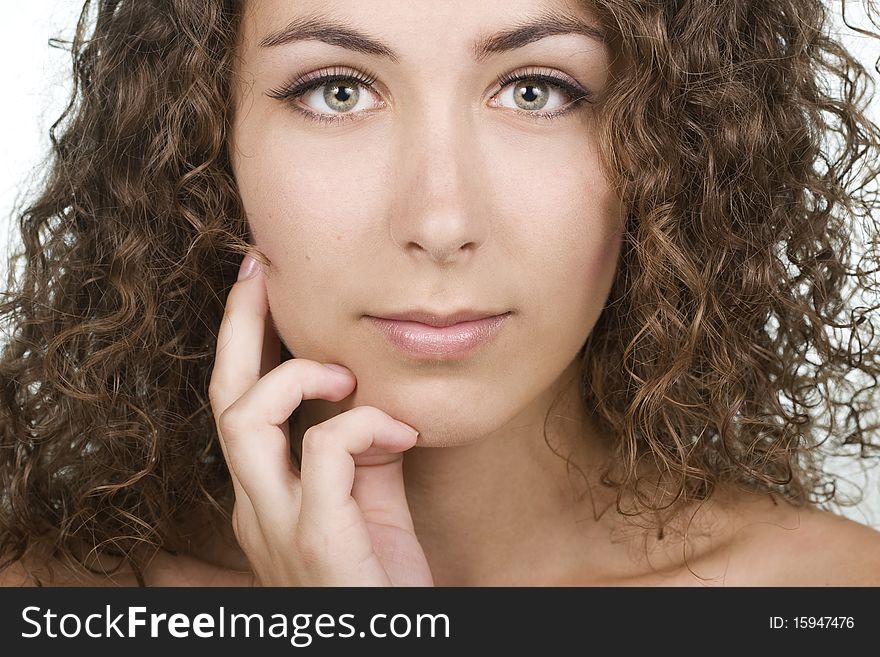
xmin=2 ymin=0 xmax=880 ymax=586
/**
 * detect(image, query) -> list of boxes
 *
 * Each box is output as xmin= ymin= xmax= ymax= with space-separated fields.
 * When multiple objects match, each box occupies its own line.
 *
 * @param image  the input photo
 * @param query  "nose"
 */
xmin=388 ymin=107 xmax=490 ymax=266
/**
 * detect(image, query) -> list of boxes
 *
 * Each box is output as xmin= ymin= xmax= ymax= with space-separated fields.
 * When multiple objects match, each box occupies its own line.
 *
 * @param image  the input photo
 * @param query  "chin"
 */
xmin=409 ymin=421 xmax=499 ymax=448
xmin=409 ymin=419 xmax=496 ymax=448
xmin=344 ymin=377 xmax=511 ymax=448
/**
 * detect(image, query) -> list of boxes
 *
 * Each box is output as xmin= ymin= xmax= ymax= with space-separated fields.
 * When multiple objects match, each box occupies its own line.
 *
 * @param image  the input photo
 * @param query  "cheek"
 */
xmin=496 ymin=152 xmax=621 ymax=367
xmin=535 ymin=212 xmax=620 ymax=352
xmin=236 ymin=127 xmax=392 ymax=281
xmin=234 ymin=113 xmax=391 ymax=252
xmin=234 ymin=131 xmax=390 ymax=355
xmin=494 ymin=138 xmax=622 ymax=320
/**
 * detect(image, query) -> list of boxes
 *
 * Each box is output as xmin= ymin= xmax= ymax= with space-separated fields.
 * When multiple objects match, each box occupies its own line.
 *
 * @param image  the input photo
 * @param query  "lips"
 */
xmin=372 ymin=309 xmax=507 ymax=328
xmin=364 ymin=311 xmax=511 ymax=359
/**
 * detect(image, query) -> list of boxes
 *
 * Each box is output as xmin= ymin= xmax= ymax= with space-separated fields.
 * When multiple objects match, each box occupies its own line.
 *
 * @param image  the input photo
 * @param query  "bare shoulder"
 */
xmin=1 ymin=550 xmax=254 ymax=587
xmin=715 ymin=494 xmax=880 ymax=586
xmin=0 ymin=555 xmax=141 ymax=587
xmin=0 ymin=559 xmax=38 ymax=587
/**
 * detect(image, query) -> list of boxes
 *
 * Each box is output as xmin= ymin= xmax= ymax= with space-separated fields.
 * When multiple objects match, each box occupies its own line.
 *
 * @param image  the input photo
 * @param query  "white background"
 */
xmin=1 ymin=2 xmax=879 ymax=529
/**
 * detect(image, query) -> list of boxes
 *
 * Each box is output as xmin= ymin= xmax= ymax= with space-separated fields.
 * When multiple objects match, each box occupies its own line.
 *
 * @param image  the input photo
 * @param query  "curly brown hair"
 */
xmin=2 ymin=0 xmax=880 ymax=585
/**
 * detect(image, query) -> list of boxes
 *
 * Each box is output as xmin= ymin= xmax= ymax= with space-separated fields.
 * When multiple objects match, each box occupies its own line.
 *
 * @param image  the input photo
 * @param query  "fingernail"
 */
xmin=237 ymin=254 xmax=258 ymax=281
xmin=323 ymin=363 xmax=351 ymax=375
xmin=394 ymin=419 xmax=419 ymax=436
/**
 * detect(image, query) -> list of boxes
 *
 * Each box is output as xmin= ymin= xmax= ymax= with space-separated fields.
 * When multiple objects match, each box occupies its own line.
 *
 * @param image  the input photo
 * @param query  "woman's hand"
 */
xmin=208 ymin=255 xmax=434 ymax=586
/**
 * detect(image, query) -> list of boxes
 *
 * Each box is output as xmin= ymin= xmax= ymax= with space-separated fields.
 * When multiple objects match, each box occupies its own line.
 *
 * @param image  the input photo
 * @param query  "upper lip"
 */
xmin=368 ymin=309 xmax=509 ymax=328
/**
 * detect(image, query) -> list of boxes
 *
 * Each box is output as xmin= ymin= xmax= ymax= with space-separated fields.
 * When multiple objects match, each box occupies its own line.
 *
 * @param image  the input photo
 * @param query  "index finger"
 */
xmin=209 ymin=254 xmax=270 ymax=415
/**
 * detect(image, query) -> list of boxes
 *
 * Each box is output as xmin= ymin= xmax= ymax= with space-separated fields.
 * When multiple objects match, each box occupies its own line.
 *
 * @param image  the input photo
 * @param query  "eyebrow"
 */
xmin=258 ymin=10 xmax=606 ymax=62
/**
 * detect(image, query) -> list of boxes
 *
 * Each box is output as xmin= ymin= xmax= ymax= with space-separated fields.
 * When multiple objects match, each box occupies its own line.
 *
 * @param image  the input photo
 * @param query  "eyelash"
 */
xmin=266 ymin=65 xmax=592 ymax=126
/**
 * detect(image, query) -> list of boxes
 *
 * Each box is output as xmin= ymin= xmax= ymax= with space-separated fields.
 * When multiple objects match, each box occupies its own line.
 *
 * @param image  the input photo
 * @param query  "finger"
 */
xmin=218 ymin=359 xmax=357 ymax=514
xmin=298 ymin=406 xmax=419 ymax=533
xmin=209 ymin=255 xmax=271 ymax=416
xmin=209 ymin=256 xmax=272 ymax=507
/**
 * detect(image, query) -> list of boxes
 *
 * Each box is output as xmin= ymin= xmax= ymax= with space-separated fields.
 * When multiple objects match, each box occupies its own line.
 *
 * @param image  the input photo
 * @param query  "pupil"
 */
xmin=523 ymin=85 xmax=538 ymax=102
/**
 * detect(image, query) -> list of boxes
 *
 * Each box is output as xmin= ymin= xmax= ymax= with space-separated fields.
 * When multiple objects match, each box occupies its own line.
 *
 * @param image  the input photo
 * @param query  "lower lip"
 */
xmin=365 ymin=313 xmax=510 ymax=360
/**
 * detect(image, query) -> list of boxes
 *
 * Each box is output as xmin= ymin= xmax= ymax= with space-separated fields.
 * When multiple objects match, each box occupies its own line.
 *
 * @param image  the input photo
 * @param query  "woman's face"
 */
xmin=230 ymin=0 xmax=624 ymax=446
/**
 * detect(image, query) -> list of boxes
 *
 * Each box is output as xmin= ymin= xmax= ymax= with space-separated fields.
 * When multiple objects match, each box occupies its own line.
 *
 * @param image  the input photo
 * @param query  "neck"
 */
xmin=399 ymin=359 xmax=625 ymax=585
